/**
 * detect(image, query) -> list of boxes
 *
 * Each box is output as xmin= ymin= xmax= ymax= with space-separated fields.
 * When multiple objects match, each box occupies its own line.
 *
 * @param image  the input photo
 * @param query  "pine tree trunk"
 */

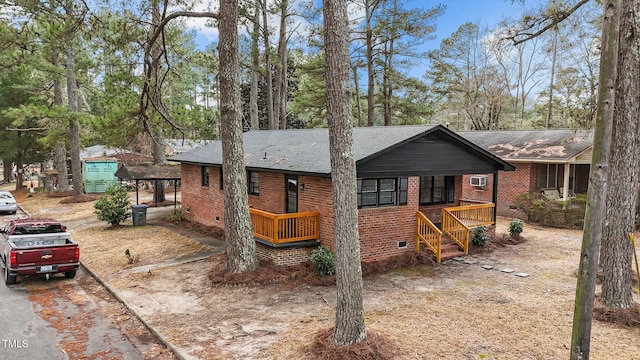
xmin=152 ymin=132 xmax=166 ymax=203
xmin=14 ymin=150 xmax=24 ymax=191
xmin=52 ymin=42 xmax=69 ymax=192
xmin=66 ymin=35 xmax=83 ymax=198
xmin=365 ymin=0 xmax=375 ymax=126
xmin=220 ymin=0 xmax=259 ymax=273
xmin=149 ymin=0 xmax=166 ymax=204
xmin=323 ymin=0 xmax=366 ymax=346
xmin=274 ymin=0 xmax=288 ymax=129
xmin=2 ymin=162 xmax=11 ymax=183
xmin=250 ymin=4 xmax=260 ymax=130
xmin=53 ymin=143 xmax=69 ymax=191
xmin=600 ymin=0 xmax=640 ymax=309
xmin=352 ymin=64 xmax=363 ymax=127
xmin=260 ymin=0 xmax=275 ymax=129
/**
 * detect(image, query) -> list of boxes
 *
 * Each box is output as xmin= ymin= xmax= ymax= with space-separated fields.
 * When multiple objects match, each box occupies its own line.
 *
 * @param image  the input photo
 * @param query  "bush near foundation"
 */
xmin=514 ymin=192 xmax=586 ymax=229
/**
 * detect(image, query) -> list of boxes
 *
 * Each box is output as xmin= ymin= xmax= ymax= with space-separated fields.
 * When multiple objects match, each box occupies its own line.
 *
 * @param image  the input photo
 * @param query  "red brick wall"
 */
xmin=461 ymin=163 xmax=535 ymax=215
xmin=357 ymin=177 xmax=420 ymax=263
xmin=181 ymin=167 xmax=426 ymax=265
xmin=248 ymin=172 xmax=285 ymax=213
xmin=256 ymin=243 xmax=313 ymax=266
xmin=180 ymin=164 xmax=226 ymax=227
xmin=297 ymin=176 xmax=336 ymax=251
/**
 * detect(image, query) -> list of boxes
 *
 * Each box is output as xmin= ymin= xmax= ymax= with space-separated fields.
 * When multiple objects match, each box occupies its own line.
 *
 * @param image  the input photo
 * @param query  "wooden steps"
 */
xmin=440 ymin=235 xmax=466 ymax=261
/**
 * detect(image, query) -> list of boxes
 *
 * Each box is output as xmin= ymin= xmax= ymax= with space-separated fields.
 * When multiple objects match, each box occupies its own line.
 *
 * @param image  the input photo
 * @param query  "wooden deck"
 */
xmin=249 ymin=208 xmax=320 ymax=246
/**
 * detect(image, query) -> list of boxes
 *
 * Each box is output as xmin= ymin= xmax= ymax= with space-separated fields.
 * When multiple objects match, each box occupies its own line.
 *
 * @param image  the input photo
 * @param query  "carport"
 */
xmin=114 ymin=164 xmax=181 ymax=208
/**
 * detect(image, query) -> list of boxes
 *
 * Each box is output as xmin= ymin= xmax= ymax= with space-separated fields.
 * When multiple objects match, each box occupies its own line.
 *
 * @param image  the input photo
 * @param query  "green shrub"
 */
xmin=168 ymin=207 xmax=184 ymax=224
xmin=509 ymin=218 xmax=525 ymax=237
xmin=311 ymin=246 xmax=335 ymax=276
xmin=472 ymin=226 xmax=489 ymax=247
xmin=94 ymin=184 xmax=131 ymax=226
xmin=514 ymin=192 xmax=586 ymax=229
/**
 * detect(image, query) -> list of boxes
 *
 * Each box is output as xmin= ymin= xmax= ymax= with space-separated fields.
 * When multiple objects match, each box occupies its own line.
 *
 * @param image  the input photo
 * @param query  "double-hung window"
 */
xmin=357 ymin=178 xmax=408 ymax=208
xmin=419 ymin=176 xmax=454 ymax=205
xmin=201 ymin=166 xmax=210 ymax=187
xmin=248 ymin=171 xmax=259 ymax=195
xmin=537 ymin=164 xmax=557 ymax=189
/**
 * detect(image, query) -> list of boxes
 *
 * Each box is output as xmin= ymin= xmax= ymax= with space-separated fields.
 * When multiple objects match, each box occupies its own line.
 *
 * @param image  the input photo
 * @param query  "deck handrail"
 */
xmin=444 ymin=203 xmax=495 ymax=228
xmin=459 ymin=199 xmax=492 ymax=206
xmin=416 ymin=211 xmax=443 ymax=262
xmin=442 ymin=208 xmax=470 ymax=254
xmin=249 ymin=208 xmax=320 ymax=245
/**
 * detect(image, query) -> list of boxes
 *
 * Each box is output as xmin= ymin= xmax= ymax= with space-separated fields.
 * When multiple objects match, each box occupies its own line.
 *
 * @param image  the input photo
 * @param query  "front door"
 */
xmin=285 ymin=175 xmax=298 ymax=213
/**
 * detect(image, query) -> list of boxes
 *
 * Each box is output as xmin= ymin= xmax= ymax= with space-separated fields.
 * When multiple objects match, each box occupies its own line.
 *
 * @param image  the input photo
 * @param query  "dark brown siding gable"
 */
xmin=357 ymin=133 xmax=504 ymax=178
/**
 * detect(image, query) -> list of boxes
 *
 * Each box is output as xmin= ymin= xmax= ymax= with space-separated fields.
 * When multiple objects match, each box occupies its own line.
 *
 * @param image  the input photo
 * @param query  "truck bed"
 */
xmin=8 ymin=233 xmax=75 ymax=248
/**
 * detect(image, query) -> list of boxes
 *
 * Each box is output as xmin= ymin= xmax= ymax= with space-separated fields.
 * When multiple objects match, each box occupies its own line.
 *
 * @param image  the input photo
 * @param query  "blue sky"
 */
xmin=188 ymin=0 xmax=546 ymax=77
xmin=399 ymin=0 xmax=541 ymax=77
xmin=189 ymin=0 xmax=542 ymax=47
xmin=432 ymin=0 xmax=534 ymax=44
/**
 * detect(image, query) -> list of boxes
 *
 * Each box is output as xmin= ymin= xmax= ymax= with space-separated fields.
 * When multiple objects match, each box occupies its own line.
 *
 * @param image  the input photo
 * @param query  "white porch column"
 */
xmin=562 ymin=163 xmax=570 ymax=201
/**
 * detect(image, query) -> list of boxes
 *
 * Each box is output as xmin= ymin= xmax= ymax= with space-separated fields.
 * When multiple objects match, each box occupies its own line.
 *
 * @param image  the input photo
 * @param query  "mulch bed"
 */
xmin=207 ymin=251 xmax=436 ymax=288
xmin=593 ymin=297 xmax=640 ymax=327
xmin=469 ymin=233 xmax=526 ymax=255
xmin=306 ymin=328 xmax=396 ymax=360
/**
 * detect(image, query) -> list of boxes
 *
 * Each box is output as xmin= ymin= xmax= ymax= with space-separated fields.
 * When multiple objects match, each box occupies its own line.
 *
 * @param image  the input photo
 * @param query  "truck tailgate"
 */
xmin=14 ymin=244 xmax=79 ymax=269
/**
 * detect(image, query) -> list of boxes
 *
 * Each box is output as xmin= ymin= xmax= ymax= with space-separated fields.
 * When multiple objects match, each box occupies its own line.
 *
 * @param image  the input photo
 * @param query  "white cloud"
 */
xmin=171 ymin=1 xmax=220 ymax=44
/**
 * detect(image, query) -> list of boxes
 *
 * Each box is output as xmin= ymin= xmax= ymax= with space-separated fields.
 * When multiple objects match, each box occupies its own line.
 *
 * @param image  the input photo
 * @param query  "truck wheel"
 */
xmin=64 ymin=269 xmax=77 ymax=279
xmin=5 ymin=266 xmax=16 ymax=285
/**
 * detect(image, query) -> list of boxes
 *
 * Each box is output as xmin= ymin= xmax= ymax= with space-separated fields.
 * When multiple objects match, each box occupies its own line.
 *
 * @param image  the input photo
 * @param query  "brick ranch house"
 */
xmin=458 ymin=129 xmax=593 ymax=216
xmin=169 ymin=125 xmax=514 ymax=265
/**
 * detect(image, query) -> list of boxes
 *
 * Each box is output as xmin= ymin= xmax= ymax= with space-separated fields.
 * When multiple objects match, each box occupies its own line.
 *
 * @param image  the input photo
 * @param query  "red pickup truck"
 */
xmin=0 ymin=218 xmax=80 ymax=285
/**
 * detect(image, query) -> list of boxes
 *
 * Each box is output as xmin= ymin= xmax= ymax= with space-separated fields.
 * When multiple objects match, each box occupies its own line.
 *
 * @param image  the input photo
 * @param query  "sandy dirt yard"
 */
xmin=12 ymin=189 xmax=640 ymax=359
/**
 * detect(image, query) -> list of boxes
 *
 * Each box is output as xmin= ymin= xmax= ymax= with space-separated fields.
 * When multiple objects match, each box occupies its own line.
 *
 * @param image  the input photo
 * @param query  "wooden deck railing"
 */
xmin=445 ymin=203 xmax=495 ymax=228
xmin=441 ymin=209 xmax=470 ymax=254
xmin=416 ymin=211 xmax=443 ymax=262
xmin=441 ymin=203 xmax=495 ymax=254
xmin=459 ymin=199 xmax=492 ymax=207
xmin=249 ymin=208 xmax=320 ymax=245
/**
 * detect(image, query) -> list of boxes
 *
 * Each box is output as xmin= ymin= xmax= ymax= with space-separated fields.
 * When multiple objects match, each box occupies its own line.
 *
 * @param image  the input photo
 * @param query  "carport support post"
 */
xmin=562 ymin=163 xmax=571 ymax=201
xmin=492 ymin=171 xmax=498 ymax=223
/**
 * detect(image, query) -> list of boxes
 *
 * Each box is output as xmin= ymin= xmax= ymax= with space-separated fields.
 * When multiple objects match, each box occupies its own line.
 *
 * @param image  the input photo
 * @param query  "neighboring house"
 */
xmin=80 ymin=145 xmax=153 ymax=165
xmin=79 ymin=145 xmax=154 ymax=193
xmin=459 ymin=129 xmax=593 ymax=216
xmin=165 ymin=139 xmax=211 ymax=157
xmin=170 ymin=125 xmax=514 ymax=266
xmin=82 ymin=158 xmax=119 ymax=193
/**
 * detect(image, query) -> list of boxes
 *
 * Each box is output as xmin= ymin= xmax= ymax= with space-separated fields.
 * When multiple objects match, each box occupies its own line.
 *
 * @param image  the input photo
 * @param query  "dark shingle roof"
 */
xmin=115 ymin=164 xmax=181 ymax=180
xmin=170 ymin=125 xmax=443 ymax=175
xmin=459 ymin=129 xmax=593 ymax=161
xmin=166 ymin=139 xmax=211 ymax=154
xmin=169 ymin=125 xmax=514 ymax=175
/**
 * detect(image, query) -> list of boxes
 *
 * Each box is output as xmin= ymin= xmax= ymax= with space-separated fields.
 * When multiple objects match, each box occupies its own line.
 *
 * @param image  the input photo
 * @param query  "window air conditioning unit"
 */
xmin=470 ymin=175 xmax=488 ymax=187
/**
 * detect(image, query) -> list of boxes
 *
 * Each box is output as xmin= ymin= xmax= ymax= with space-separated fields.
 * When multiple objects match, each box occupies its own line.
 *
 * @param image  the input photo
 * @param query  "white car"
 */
xmin=0 ymin=191 xmax=17 ymax=214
